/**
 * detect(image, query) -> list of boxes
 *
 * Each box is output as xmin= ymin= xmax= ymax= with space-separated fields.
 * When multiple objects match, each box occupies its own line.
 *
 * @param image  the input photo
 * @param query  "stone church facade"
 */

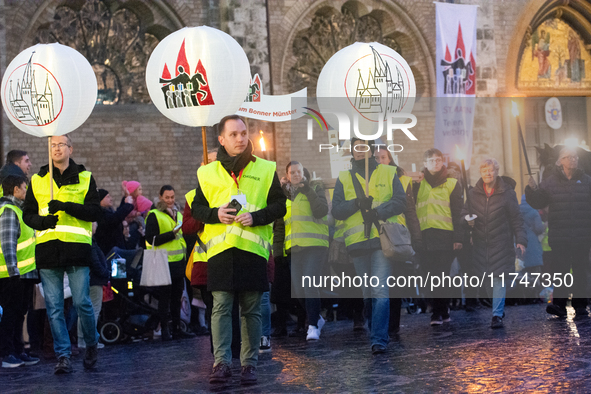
xmin=1 ymin=0 xmax=590 ymax=202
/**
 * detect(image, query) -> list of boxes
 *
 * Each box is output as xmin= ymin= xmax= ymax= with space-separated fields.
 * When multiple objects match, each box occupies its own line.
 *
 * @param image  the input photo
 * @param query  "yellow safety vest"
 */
xmin=416 ymin=178 xmax=457 ymax=231
xmin=338 ymin=165 xmax=399 ymax=247
xmin=0 ymin=203 xmax=36 ymax=278
xmin=146 ymin=209 xmax=186 ymax=262
xmin=185 ymin=189 xmax=196 ymax=208
xmin=31 ymin=171 xmax=92 ymax=245
xmin=197 ymin=157 xmax=275 ymax=260
xmin=284 ymin=189 xmax=329 ymax=251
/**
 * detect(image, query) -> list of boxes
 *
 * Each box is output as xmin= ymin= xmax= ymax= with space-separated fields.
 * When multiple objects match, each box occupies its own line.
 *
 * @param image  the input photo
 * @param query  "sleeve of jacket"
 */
xmin=251 ymin=173 xmax=287 ymax=226
xmin=145 ymin=212 xmax=176 ymax=246
xmin=524 ymin=182 xmax=550 ymax=210
xmin=102 ymin=199 xmax=134 ymax=227
xmin=90 ymin=242 xmax=110 ymax=280
xmin=450 ymin=181 xmax=464 ymax=243
xmin=507 ymin=190 xmax=528 ymax=247
xmin=191 ymin=177 xmax=221 ymax=224
xmin=0 ymin=208 xmax=20 ymax=276
xmin=331 ymin=178 xmax=358 ymax=220
xmin=23 ymin=180 xmax=44 ymax=230
xmin=182 ymin=201 xmax=201 ymax=234
xmin=63 ymin=175 xmax=102 ymax=222
xmin=374 ymin=174 xmax=406 ymax=221
xmin=403 ymin=183 xmax=422 ymax=248
xmin=527 ymin=206 xmax=546 ymax=236
xmin=302 ymin=184 xmax=329 ymax=219
xmin=273 ymin=218 xmax=285 ymax=258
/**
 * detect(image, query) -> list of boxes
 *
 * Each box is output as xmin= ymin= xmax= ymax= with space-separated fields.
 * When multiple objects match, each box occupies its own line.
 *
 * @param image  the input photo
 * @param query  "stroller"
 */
xmin=98 ymin=248 xmax=162 ymax=344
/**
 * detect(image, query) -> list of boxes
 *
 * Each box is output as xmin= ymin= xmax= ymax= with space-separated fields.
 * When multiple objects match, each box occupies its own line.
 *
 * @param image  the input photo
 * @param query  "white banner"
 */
xmin=434 ymin=3 xmax=477 ymax=168
xmin=236 ymin=73 xmax=306 ymax=122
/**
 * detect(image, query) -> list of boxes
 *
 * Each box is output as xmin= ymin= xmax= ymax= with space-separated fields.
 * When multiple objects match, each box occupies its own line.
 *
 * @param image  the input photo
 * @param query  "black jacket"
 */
xmin=332 ymin=160 xmax=407 ymax=256
xmin=192 ymin=147 xmax=287 ymax=292
xmin=461 ymin=176 xmax=527 ymax=276
xmin=414 ymin=167 xmax=464 ymax=251
xmin=95 ymin=197 xmax=134 ymax=255
xmin=23 ymin=159 xmax=102 ymax=269
xmin=525 ymin=167 xmax=591 ymax=248
xmin=90 ymin=241 xmax=110 ymax=287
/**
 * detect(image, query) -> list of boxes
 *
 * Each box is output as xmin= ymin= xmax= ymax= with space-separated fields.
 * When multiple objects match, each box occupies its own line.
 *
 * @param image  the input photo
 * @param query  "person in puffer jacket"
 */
xmin=525 ymin=147 xmax=591 ymax=318
xmin=461 ymin=158 xmax=527 ymax=329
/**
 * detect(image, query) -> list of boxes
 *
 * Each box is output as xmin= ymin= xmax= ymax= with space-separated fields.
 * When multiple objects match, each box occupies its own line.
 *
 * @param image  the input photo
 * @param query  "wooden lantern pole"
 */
xmin=48 ymin=136 xmax=54 ymax=199
xmin=202 ymin=126 xmax=209 ymax=165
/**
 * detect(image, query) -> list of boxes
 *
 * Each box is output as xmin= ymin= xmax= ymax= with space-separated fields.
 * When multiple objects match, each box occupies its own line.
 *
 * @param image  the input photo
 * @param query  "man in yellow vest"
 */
xmin=332 ymin=138 xmax=407 ymax=355
xmin=192 ymin=115 xmax=286 ymax=385
xmin=414 ymin=148 xmax=463 ymax=326
xmin=23 ymin=135 xmax=102 ymax=374
xmin=0 ymin=175 xmax=39 ymax=368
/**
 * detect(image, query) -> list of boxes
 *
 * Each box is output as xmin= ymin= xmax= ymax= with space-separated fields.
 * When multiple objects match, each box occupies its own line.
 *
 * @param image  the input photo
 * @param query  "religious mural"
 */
xmin=518 ymin=19 xmax=591 ymax=89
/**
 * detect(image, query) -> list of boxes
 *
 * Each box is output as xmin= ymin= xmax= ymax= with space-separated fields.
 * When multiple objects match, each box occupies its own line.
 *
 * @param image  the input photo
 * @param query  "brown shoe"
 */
xmin=209 ymin=363 xmax=231 ymax=384
xmin=240 ymin=365 xmax=257 ymax=385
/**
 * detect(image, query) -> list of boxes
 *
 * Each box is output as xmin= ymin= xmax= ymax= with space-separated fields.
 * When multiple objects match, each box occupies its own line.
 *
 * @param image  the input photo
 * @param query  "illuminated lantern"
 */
xmin=316 ymin=42 xmax=416 ymax=138
xmin=145 ymin=26 xmax=251 ymax=128
xmin=1 ymin=43 xmax=97 ymax=137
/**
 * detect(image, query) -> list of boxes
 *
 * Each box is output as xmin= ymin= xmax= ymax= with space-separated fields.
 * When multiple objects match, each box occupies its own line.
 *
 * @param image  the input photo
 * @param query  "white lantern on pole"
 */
xmin=1 ymin=43 xmax=97 ymax=198
xmin=145 ymin=26 xmax=251 ymax=163
xmin=1 ymin=43 xmax=97 ymax=137
xmin=316 ymin=42 xmax=416 ymax=138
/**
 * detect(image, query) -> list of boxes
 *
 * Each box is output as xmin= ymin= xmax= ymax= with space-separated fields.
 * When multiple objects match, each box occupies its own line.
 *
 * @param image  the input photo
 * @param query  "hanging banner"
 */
xmin=434 ymin=2 xmax=478 ymax=168
xmin=236 ymin=73 xmax=306 ymax=122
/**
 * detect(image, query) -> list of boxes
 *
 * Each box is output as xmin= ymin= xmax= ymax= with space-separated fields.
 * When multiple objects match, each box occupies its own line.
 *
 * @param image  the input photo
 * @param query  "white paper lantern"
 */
xmin=1 ymin=43 xmax=97 ymax=137
xmin=145 ymin=26 xmax=251 ymax=127
xmin=316 ymin=42 xmax=416 ymax=138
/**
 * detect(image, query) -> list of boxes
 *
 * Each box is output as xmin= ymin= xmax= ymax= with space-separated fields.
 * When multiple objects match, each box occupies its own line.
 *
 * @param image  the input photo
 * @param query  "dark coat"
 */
xmin=23 ymin=159 xmax=102 ymax=269
xmin=461 ymin=176 xmax=527 ymax=276
xmin=525 ymin=167 xmax=591 ymax=249
xmin=519 ymin=194 xmax=545 ymax=268
xmin=95 ymin=197 xmax=134 ymax=255
xmin=191 ymin=146 xmax=287 ymax=292
xmin=90 ymin=241 xmax=110 ymax=287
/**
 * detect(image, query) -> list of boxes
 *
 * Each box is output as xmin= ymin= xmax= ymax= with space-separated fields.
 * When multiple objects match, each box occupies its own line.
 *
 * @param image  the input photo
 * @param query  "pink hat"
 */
xmin=136 ymin=195 xmax=153 ymax=213
xmin=122 ymin=180 xmax=141 ymax=194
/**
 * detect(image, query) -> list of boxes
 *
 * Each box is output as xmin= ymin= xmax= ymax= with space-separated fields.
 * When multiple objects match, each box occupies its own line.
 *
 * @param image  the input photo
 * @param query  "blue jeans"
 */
xmin=261 ymin=291 xmax=271 ymax=337
xmin=40 ymin=267 xmax=98 ymax=359
xmin=291 ymin=246 xmax=327 ymax=327
xmin=486 ymin=276 xmax=506 ymax=318
xmin=352 ymin=249 xmax=391 ymax=347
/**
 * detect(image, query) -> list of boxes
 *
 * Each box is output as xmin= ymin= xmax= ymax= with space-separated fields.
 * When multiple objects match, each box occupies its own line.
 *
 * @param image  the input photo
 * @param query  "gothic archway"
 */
xmin=281 ymin=0 xmax=434 ymax=98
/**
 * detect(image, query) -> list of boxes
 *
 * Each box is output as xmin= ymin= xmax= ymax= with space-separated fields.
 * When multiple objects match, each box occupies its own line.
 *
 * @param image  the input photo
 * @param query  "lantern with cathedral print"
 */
xmin=316 ymin=42 xmax=416 ymax=139
xmin=1 ymin=43 xmax=98 ymax=137
xmin=145 ymin=26 xmax=251 ymax=128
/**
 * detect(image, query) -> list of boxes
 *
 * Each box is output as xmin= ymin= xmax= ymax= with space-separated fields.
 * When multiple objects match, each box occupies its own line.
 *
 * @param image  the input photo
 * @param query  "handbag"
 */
xmin=140 ymin=237 xmax=172 ymax=287
xmin=349 ymin=169 xmax=414 ymax=261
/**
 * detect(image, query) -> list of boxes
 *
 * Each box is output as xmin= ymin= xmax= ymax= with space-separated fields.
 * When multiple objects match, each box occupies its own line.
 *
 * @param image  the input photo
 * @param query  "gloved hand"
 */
xmin=299 ymin=179 xmax=311 ymax=194
xmin=41 ymin=215 xmax=59 ymax=230
xmin=362 ymin=208 xmax=378 ymax=223
xmin=48 ymin=200 xmax=67 ymax=214
xmin=527 ymin=176 xmax=537 ymax=190
xmin=356 ymin=196 xmax=374 ymax=211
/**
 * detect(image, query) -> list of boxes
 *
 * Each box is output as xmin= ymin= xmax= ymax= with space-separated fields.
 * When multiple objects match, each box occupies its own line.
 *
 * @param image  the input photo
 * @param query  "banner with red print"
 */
xmin=434 ymin=2 xmax=477 ymax=168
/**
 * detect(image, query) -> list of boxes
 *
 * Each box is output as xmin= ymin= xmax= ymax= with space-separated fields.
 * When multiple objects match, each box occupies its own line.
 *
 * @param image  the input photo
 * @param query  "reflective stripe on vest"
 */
xmin=197 ymin=157 xmax=275 ymax=260
xmin=416 ymin=178 xmax=457 ymax=231
xmin=31 ymin=171 xmax=92 ymax=245
xmin=145 ymin=210 xmax=186 ymax=262
xmin=0 ymin=204 xmax=36 ymax=278
xmin=185 ymin=189 xmax=196 ymax=209
xmin=284 ymin=192 xmax=329 ymax=250
xmin=338 ymin=164 xmax=399 ymax=247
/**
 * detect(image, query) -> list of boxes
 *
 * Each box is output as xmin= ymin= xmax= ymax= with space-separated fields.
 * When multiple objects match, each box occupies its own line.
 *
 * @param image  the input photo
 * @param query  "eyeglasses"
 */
xmin=561 ymin=155 xmax=578 ymax=161
xmin=426 ymin=158 xmax=443 ymax=164
xmin=51 ymin=143 xmax=70 ymax=149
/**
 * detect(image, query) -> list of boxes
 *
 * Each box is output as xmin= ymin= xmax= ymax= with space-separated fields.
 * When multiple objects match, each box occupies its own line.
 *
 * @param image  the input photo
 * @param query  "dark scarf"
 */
xmin=351 ymin=157 xmax=378 ymax=179
xmin=217 ymin=140 xmax=256 ymax=175
xmin=423 ymin=166 xmax=449 ymax=188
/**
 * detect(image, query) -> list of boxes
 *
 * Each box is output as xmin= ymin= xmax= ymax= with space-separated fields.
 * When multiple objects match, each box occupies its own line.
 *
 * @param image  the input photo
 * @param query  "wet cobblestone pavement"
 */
xmin=3 ymin=303 xmax=591 ymax=393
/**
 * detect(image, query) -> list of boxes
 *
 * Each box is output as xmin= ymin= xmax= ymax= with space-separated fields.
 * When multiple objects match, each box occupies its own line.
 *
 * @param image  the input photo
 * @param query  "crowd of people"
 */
xmin=1 ymin=115 xmax=590 ymax=387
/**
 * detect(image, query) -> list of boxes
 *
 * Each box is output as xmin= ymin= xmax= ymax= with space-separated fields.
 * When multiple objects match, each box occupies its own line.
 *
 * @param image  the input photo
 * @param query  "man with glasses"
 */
xmin=526 ymin=146 xmax=591 ymax=317
xmin=23 ymin=135 xmax=102 ymax=374
xmin=415 ymin=148 xmax=464 ymax=326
